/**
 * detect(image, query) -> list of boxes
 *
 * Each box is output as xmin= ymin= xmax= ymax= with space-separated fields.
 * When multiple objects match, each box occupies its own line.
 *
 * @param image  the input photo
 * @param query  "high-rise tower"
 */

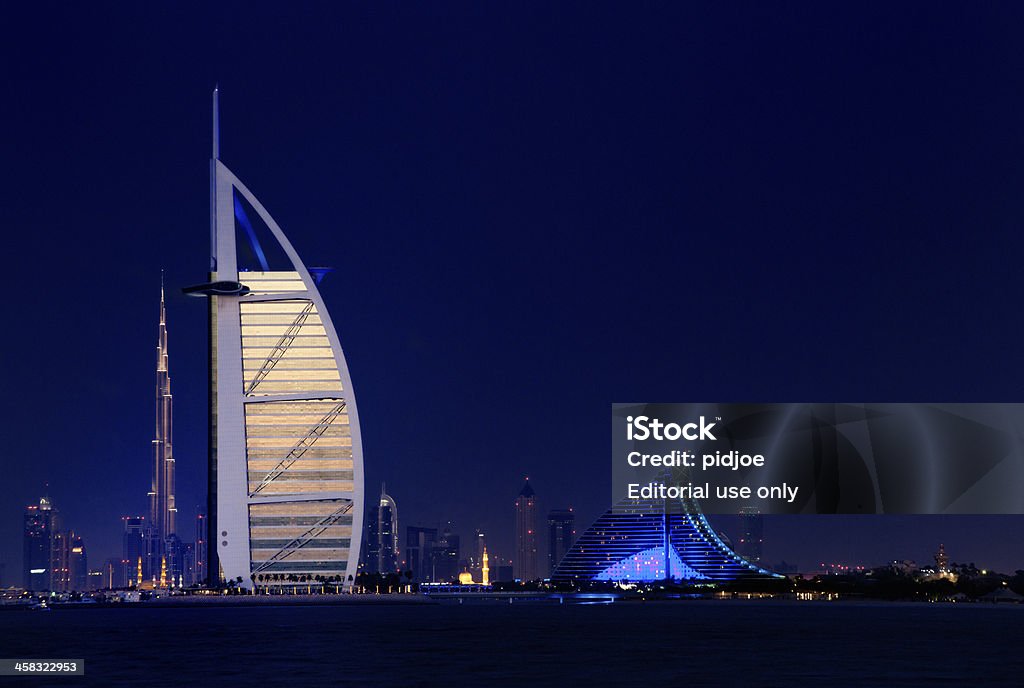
xmin=23 ymin=497 xmax=56 ymax=590
xmin=547 ymin=508 xmax=575 ymax=575
xmin=737 ymin=506 xmax=763 ymax=564
xmin=935 ymin=543 xmax=949 ymax=574
xmin=147 ymin=279 xmax=177 ymax=575
xmin=361 ymin=484 xmax=398 ymax=574
xmin=514 ymin=479 xmax=538 ymax=581
xmin=406 ymin=526 xmax=438 ymax=582
xmin=122 ymin=516 xmax=146 ymax=586
xmin=376 ymin=484 xmax=399 ymax=573
xmin=187 ymin=89 xmax=364 ymax=590
xmin=194 ymin=513 xmax=207 ymax=585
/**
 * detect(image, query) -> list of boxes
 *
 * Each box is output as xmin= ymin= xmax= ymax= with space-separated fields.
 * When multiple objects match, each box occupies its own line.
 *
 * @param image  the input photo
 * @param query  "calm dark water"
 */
xmin=0 ymin=601 xmax=1020 ymax=687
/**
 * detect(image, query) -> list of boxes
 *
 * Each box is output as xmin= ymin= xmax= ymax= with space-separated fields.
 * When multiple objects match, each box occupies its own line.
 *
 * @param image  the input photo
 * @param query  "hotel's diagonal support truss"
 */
xmin=250 ymin=501 xmax=354 ymax=576
xmin=244 ymin=301 xmax=316 ymax=396
xmin=249 ymin=400 xmax=348 ymax=497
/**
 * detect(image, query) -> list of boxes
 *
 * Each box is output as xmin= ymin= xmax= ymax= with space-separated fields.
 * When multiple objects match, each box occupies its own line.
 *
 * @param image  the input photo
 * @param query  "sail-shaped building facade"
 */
xmin=190 ymin=90 xmax=363 ymax=590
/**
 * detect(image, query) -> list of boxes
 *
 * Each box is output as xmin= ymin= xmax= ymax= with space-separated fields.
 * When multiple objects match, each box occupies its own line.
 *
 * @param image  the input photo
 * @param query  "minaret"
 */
xmin=149 ymin=277 xmax=177 ymax=563
xmin=482 ymin=546 xmax=490 ymax=586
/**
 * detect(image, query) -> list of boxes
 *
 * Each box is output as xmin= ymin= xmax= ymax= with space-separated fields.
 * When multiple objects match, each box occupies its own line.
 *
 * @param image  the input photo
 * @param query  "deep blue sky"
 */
xmin=3 ymin=3 xmax=1024 ymax=580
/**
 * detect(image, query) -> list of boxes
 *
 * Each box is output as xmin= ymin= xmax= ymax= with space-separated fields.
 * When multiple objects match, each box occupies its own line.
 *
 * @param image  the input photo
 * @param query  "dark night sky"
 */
xmin=3 ymin=3 xmax=1024 ymax=580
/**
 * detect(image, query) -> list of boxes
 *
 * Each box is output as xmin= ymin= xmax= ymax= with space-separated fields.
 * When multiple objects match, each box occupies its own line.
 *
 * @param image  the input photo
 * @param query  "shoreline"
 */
xmin=3 ymin=593 xmax=1021 ymax=610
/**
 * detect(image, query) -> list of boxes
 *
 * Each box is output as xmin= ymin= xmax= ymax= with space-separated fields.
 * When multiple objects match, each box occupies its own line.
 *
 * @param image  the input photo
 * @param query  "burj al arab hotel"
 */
xmin=187 ymin=89 xmax=364 ymax=590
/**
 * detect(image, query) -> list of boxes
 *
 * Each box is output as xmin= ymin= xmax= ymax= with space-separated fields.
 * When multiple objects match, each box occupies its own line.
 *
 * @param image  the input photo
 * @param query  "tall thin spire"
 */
xmin=159 ymin=270 xmax=166 ymax=326
xmin=150 ymin=278 xmax=176 ymax=580
xmin=212 ymin=85 xmax=220 ymax=160
xmin=210 ymin=86 xmax=219 ymax=270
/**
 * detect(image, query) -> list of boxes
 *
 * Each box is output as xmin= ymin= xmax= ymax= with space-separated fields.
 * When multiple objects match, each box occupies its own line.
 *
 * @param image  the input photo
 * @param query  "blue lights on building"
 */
xmin=233 ymin=194 xmax=271 ymax=272
xmin=552 ymin=502 xmax=780 ymax=584
xmin=594 ymin=546 xmax=706 ymax=582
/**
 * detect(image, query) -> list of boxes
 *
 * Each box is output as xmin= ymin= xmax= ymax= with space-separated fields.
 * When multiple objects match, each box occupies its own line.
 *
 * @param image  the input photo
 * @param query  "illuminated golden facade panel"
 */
xmin=245 ymin=398 xmax=353 ymax=497
xmin=248 ymin=499 xmax=353 ymax=578
xmin=240 ymin=271 xmax=307 ymax=295
xmin=239 ymin=296 xmax=345 ymax=397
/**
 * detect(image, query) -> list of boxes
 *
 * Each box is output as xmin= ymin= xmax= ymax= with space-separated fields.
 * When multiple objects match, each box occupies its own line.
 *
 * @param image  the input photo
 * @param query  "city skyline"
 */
xmin=6 ymin=7 xmax=1024 ymax=687
xmin=7 ymin=4 xmax=1024 ymax=586
xmin=17 ymin=476 xmax=1024 ymax=590
xmin=8 ymin=279 xmax=1024 ymax=586
xmin=9 ymin=283 xmax=1024 ymax=583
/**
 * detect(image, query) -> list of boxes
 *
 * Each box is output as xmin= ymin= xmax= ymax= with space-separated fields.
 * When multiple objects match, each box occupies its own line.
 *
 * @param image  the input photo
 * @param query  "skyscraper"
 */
xmin=489 ymin=555 xmax=514 ymax=584
xmin=182 ymin=542 xmax=196 ymax=586
xmin=187 ymin=89 xmax=364 ymax=590
xmin=406 ymin=526 xmax=438 ymax=582
xmin=547 ymin=508 xmax=575 ymax=575
xmin=165 ymin=534 xmax=184 ymax=587
xmin=471 ymin=529 xmax=486 ymax=582
xmin=514 ymin=479 xmax=538 ymax=581
xmin=194 ymin=513 xmax=207 ymax=586
xmin=935 ymin=543 xmax=950 ymax=574
xmin=737 ymin=507 xmax=763 ymax=564
xmin=69 ymin=534 xmax=87 ymax=592
xmin=122 ymin=516 xmax=147 ymax=587
xmin=367 ymin=484 xmax=399 ymax=573
xmin=431 ymin=523 xmax=460 ymax=583
xmin=23 ymin=497 xmax=55 ymax=590
xmin=22 ymin=496 xmax=88 ymax=592
xmin=363 ymin=512 xmax=379 ymax=572
xmin=144 ymin=280 xmax=177 ymax=580
xmin=51 ymin=530 xmax=71 ymax=592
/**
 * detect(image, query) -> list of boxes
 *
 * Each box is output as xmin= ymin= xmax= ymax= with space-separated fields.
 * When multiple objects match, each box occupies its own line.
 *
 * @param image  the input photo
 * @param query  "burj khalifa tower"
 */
xmin=147 ymin=277 xmax=177 ymax=581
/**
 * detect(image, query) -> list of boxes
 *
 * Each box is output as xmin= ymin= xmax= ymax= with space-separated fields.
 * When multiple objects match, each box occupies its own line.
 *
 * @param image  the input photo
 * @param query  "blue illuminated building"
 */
xmin=552 ymin=500 xmax=779 ymax=583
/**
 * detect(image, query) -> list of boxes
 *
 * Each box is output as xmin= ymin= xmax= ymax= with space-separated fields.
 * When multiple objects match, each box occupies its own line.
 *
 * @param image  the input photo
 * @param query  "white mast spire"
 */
xmin=212 ymin=85 xmax=220 ymax=160
xmin=210 ymin=86 xmax=219 ymax=270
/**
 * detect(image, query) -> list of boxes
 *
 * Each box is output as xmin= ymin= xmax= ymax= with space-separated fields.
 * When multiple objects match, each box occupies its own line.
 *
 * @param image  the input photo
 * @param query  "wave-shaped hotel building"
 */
xmin=188 ymin=90 xmax=363 ymax=590
xmin=552 ymin=500 xmax=779 ymax=584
